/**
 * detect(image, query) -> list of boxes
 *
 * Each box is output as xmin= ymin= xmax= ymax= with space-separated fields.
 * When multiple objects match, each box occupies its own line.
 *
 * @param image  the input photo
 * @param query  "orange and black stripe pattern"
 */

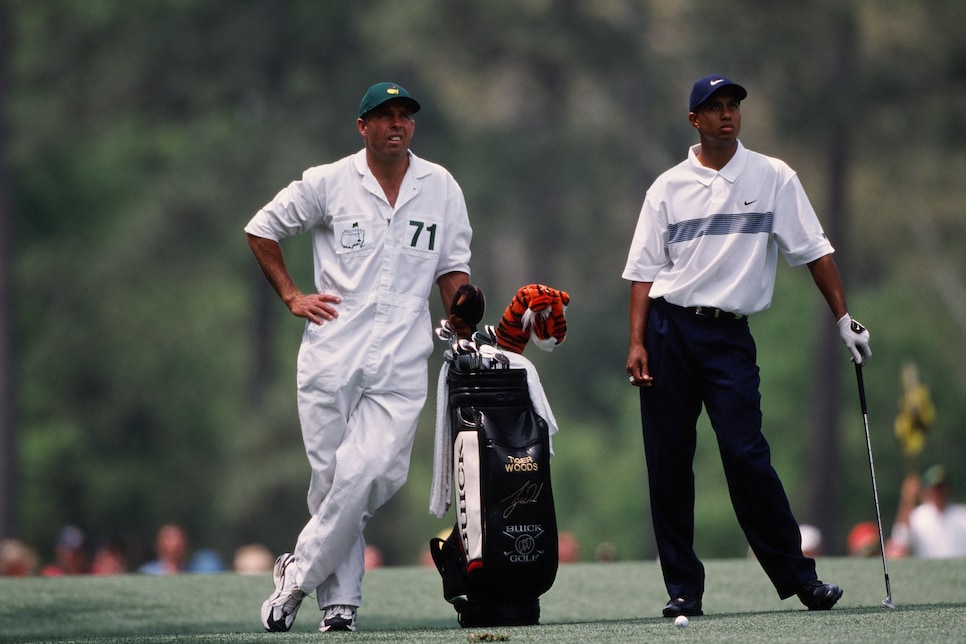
xmin=496 ymin=284 xmax=570 ymax=354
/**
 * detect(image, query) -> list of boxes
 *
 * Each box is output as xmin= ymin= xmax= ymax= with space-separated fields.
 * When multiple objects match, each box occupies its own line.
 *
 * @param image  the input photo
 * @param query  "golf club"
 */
xmin=472 ymin=330 xmax=495 ymax=348
xmin=479 ymin=343 xmax=510 ymax=369
xmin=436 ymin=319 xmax=462 ymax=356
xmin=484 ymin=324 xmax=498 ymax=345
xmin=854 ymin=362 xmax=896 ymax=609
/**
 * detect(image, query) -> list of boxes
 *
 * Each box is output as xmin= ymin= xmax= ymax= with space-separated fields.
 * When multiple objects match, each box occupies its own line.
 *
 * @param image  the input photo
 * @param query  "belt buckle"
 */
xmin=694 ymin=306 xmax=743 ymax=320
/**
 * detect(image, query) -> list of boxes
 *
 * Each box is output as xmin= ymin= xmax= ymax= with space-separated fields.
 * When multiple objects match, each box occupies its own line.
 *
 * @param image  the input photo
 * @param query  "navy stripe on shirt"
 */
xmin=668 ymin=212 xmax=773 ymax=244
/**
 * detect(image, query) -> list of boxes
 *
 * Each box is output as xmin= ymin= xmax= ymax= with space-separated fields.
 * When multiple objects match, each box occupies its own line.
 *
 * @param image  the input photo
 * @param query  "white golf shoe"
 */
xmin=261 ymin=553 xmax=305 ymax=632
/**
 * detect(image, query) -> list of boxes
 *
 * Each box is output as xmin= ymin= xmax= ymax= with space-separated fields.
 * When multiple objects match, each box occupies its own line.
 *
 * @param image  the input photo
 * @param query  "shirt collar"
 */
xmin=351 ymin=149 xmax=431 ymax=179
xmin=688 ymin=140 xmax=747 ymax=185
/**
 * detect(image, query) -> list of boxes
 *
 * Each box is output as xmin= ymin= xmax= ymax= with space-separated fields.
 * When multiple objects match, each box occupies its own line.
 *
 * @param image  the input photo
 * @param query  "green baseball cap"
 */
xmin=358 ymin=82 xmax=421 ymax=118
xmin=923 ymin=464 xmax=948 ymax=487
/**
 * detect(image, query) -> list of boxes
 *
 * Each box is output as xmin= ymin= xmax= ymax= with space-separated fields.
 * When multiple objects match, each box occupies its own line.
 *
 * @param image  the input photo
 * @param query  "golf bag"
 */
xmin=430 ymin=361 xmax=559 ymax=627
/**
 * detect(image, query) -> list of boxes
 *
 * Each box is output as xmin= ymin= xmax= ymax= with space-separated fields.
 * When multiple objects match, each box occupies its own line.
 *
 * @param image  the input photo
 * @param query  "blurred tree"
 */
xmin=804 ymin=7 xmax=857 ymax=554
xmin=0 ymin=0 xmax=18 ymax=541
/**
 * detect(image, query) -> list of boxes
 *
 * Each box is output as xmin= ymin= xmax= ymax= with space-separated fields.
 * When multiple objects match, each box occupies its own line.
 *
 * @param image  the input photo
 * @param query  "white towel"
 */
xmin=429 ymin=352 xmax=559 ymax=518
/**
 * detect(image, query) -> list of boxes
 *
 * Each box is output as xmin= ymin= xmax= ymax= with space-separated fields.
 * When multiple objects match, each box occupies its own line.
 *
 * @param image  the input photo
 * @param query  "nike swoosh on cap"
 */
xmin=710 ymin=79 xmax=725 ymax=85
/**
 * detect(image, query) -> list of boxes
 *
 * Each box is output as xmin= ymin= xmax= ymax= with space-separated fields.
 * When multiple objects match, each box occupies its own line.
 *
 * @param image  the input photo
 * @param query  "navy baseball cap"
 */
xmin=358 ymin=82 xmax=421 ymax=118
xmin=689 ymin=75 xmax=748 ymax=112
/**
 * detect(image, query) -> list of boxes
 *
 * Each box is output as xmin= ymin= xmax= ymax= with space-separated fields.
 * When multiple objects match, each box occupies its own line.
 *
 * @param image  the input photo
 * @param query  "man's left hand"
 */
xmin=837 ymin=314 xmax=871 ymax=364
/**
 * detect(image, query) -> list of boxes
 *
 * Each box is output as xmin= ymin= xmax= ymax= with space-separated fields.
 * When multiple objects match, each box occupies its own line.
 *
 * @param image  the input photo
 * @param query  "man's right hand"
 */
xmin=626 ymin=345 xmax=654 ymax=387
xmin=288 ymin=293 xmax=342 ymax=325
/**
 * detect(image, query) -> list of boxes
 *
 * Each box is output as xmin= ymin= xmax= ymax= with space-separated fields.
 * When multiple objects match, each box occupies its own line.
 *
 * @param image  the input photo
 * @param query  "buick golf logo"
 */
xmin=504 ymin=524 xmax=544 ymax=563
xmin=515 ymin=534 xmax=535 ymax=555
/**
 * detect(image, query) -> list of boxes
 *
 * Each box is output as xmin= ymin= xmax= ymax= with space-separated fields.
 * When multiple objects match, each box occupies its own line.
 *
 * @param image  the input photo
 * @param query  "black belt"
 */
xmin=659 ymin=298 xmax=746 ymax=320
xmin=688 ymin=305 xmax=745 ymax=320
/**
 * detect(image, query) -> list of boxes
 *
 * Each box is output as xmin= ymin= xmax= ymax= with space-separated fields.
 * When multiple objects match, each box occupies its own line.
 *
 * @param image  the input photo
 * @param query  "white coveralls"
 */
xmin=245 ymin=149 xmax=472 ymax=608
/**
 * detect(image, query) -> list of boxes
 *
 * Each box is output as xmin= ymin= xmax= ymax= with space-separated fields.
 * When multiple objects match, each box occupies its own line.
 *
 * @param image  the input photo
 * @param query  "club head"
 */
xmin=435 ymin=319 xmax=455 ymax=342
xmin=882 ymin=598 xmax=896 ymax=609
xmin=478 ymin=344 xmax=509 ymax=368
xmin=472 ymin=331 xmax=495 ymax=347
xmin=479 ymin=343 xmax=503 ymax=357
xmin=485 ymin=324 xmax=498 ymax=344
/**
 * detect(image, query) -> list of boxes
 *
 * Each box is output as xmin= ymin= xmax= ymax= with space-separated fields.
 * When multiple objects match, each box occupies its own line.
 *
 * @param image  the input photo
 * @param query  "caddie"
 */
xmin=247 ymin=82 xmax=473 ymax=633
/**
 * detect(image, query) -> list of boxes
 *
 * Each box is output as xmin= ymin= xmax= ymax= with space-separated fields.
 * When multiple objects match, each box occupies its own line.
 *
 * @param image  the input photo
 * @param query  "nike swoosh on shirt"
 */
xmin=744 ymin=200 xmax=758 ymax=206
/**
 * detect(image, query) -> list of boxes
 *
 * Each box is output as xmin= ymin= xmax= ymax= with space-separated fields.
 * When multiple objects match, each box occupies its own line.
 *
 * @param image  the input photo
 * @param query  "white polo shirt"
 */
xmin=905 ymin=502 xmax=966 ymax=558
xmin=622 ymin=141 xmax=833 ymax=315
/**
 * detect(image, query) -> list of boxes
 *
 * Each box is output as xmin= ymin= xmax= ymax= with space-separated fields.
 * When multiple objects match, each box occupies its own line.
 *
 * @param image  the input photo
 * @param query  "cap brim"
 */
xmin=361 ymin=96 xmax=421 ymax=119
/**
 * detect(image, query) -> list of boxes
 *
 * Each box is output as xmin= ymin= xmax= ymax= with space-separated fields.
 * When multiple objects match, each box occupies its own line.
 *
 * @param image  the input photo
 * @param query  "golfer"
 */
xmin=623 ymin=75 xmax=871 ymax=617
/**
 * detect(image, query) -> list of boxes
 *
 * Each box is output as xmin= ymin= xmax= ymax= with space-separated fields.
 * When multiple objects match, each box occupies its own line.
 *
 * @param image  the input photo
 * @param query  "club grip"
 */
xmin=854 ymin=362 xmax=868 ymax=414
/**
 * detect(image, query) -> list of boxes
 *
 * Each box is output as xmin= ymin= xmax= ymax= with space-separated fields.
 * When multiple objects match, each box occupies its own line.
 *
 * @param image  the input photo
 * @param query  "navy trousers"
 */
xmin=640 ymin=298 xmax=816 ymax=600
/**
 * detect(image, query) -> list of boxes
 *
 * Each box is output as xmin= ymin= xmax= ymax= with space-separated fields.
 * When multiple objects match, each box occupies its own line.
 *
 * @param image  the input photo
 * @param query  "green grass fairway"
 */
xmin=1 ymin=557 xmax=964 ymax=642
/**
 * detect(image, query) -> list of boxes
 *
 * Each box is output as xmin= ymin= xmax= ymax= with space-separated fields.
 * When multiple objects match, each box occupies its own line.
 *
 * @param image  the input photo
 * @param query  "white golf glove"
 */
xmin=837 ymin=313 xmax=871 ymax=365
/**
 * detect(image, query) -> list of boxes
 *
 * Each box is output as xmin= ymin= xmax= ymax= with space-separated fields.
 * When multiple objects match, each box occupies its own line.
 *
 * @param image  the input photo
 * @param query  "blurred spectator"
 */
xmin=138 ymin=524 xmax=188 ymax=575
xmin=0 ymin=538 xmax=38 ymax=576
xmin=90 ymin=536 xmax=128 ymax=575
xmin=749 ymin=524 xmax=821 ymax=561
xmin=420 ymin=547 xmax=435 ymax=568
xmin=233 ymin=544 xmax=274 ymax=574
xmin=41 ymin=525 xmax=89 ymax=576
xmin=188 ymin=548 xmax=226 ymax=573
xmin=799 ymin=524 xmax=822 ymax=558
xmin=889 ymin=465 xmax=966 ymax=558
xmin=364 ymin=544 xmax=384 ymax=570
xmin=594 ymin=541 xmax=619 ymax=562
xmin=558 ymin=531 xmax=580 ymax=563
xmin=847 ymin=522 xmax=881 ymax=557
